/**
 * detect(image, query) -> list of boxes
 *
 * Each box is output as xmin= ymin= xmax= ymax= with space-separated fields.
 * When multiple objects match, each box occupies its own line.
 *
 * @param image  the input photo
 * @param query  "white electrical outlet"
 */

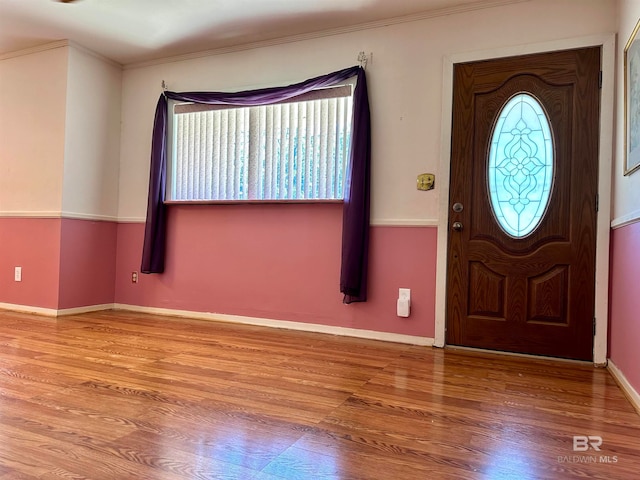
xmin=399 ymin=288 xmax=410 ymax=302
xmin=397 ymin=288 xmax=411 ymax=317
xmin=14 ymin=266 xmax=22 ymax=282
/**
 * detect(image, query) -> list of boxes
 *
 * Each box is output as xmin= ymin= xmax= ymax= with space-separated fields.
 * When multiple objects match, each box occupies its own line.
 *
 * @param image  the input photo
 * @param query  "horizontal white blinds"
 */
xmin=171 ymin=88 xmax=353 ymax=201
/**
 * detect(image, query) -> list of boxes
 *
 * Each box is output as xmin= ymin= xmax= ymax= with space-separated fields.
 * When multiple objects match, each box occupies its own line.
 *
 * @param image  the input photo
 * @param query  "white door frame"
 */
xmin=434 ymin=34 xmax=615 ymax=366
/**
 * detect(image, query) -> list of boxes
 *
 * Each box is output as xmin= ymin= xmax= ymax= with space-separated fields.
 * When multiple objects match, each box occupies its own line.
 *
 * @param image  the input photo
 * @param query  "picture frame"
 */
xmin=625 ymin=18 xmax=640 ymax=175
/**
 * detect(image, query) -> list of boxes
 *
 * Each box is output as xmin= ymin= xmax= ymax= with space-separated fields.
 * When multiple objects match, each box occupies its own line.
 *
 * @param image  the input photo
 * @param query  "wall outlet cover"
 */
xmin=399 ymin=288 xmax=411 ymax=302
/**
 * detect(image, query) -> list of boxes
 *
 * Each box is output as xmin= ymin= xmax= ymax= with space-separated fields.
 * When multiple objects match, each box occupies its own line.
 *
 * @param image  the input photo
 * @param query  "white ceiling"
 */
xmin=0 ymin=0 xmax=509 ymax=65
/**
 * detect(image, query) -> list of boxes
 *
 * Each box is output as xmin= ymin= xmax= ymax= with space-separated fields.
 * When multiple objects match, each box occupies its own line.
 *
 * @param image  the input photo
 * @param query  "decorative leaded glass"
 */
xmin=488 ymin=93 xmax=554 ymax=238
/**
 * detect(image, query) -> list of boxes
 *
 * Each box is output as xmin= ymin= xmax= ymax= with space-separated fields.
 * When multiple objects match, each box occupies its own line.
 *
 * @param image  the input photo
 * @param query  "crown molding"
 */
xmin=66 ymin=40 xmax=122 ymax=68
xmin=125 ymin=0 xmax=530 ymax=70
xmin=0 ymin=40 xmax=69 ymax=61
xmin=0 ymin=39 xmax=121 ymax=68
xmin=1 ymin=1 xmax=529 ymax=68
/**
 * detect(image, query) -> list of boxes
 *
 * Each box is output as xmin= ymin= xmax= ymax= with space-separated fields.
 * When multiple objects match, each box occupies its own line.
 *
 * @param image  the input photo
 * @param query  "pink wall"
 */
xmin=0 ymin=217 xmax=117 ymax=310
xmin=0 ymin=217 xmax=61 ymax=309
xmin=1 ymin=208 xmax=437 ymax=337
xmin=58 ymin=218 xmax=117 ymax=309
xmin=609 ymin=222 xmax=640 ymax=394
xmin=115 ymin=204 xmax=437 ymax=337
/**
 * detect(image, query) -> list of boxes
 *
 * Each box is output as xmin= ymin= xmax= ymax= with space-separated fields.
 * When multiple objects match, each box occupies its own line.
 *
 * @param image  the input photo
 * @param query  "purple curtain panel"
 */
xmin=141 ymin=66 xmax=370 ymax=303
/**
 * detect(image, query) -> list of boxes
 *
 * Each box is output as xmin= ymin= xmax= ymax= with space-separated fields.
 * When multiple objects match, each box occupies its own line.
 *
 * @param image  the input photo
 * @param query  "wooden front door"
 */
xmin=446 ymin=48 xmax=601 ymax=361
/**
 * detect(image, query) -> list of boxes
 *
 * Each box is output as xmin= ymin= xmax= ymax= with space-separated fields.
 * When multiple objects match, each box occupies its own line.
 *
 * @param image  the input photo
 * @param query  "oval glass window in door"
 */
xmin=488 ymin=93 xmax=554 ymax=238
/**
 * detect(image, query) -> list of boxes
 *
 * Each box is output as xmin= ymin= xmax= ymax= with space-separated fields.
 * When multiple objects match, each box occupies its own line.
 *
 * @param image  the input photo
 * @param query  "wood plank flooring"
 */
xmin=0 ymin=309 xmax=638 ymax=479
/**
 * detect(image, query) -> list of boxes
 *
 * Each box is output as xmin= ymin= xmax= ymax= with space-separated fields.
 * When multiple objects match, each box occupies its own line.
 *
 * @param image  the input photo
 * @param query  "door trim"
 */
xmin=434 ymin=34 xmax=615 ymax=365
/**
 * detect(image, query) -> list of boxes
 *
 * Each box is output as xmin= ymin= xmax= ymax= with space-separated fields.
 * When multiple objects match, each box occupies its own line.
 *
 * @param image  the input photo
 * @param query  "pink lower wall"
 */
xmin=609 ymin=221 xmax=640 ymax=395
xmin=1 ymin=207 xmax=437 ymax=337
xmin=0 ymin=217 xmax=61 ymax=309
xmin=4 ymin=208 xmax=638 ymax=371
xmin=115 ymin=204 xmax=437 ymax=338
xmin=58 ymin=218 xmax=117 ymax=309
xmin=0 ymin=217 xmax=117 ymax=310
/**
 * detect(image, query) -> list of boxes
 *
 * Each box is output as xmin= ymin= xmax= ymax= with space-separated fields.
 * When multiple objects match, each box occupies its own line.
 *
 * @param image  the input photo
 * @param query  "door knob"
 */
xmin=452 ymin=221 xmax=463 ymax=231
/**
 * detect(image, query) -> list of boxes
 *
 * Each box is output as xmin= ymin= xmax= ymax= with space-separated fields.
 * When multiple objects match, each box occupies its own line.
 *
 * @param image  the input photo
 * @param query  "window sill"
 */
xmin=164 ymin=199 xmax=344 ymax=206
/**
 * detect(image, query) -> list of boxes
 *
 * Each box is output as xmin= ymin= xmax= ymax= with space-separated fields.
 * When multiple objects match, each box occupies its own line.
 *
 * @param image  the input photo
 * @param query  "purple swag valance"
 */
xmin=141 ymin=66 xmax=371 ymax=303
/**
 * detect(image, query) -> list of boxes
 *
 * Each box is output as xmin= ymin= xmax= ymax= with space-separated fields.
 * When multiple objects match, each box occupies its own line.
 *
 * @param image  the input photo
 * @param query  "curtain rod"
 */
xmin=161 ymin=55 xmax=369 ymax=93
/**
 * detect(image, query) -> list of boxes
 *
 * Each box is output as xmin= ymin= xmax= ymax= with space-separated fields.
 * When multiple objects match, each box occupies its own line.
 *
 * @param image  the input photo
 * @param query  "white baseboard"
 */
xmin=57 ymin=304 xmax=115 ymax=316
xmin=0 ymin=302 xmax=114 ymax=317
xmin=0 ymin=302 xmax=58 ymax=317
xmin=608 ymin=359 xmax=640 ymax=415
xmin=1 ymin=301 xmax=435 ymax=346
xmin=114 ymin=303 xmax=435 ymax=346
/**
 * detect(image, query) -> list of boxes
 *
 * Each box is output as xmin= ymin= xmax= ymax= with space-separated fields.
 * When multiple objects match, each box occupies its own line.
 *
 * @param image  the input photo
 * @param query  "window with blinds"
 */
xmin=169 ymin=85 xmax=353 ymax=201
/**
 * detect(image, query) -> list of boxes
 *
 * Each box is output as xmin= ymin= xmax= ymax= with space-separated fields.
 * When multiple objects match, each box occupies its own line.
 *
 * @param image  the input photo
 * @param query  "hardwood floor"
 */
xmin=0 ymin=309 xmax=638 ymax=479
